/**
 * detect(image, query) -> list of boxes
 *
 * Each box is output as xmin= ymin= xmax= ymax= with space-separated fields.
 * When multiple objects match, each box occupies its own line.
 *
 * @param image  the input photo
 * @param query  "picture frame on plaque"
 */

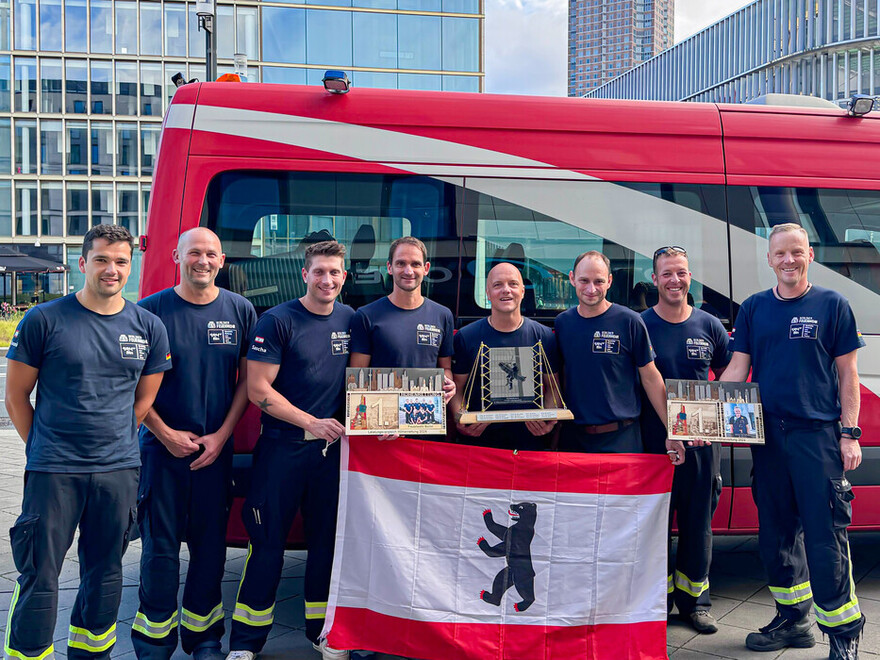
xmin=345 ymin=367 xmax=446 ymax=436
xmin=458 ymin=341 xmax=573 ymax=424
xmin=666 ymin=378 xmax=765 ymax=445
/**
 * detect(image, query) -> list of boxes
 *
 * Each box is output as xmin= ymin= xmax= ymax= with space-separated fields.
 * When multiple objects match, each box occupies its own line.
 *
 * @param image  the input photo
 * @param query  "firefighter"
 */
xmin=722 ymin=223 xmax=865 ymax=658
xmin=226 ymin=240 xmax=353 ymax=660
xmin=132 ymin=228 xmax=256 ymax=660
xmin=640 ymin=246 xmax=731 ymax=635
xmin=5 ymin=224 xmax=170 ymax=659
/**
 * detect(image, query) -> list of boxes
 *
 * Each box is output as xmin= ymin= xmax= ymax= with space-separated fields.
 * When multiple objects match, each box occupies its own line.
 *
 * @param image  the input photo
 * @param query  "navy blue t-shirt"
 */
xmin=640 ymin=307 xmax=731 ymax=452
xmin=452 ymin=317 xmax=558 ymax=450
xmin=730 ymin=286 xmax=864 ymax=421
xmin=247 ymin=299 xmax=355 ymax=440
xmin=7 ymin=294 xmax=171 ymax=473
xmin=137 ymin=288 xmax=256 ymax=448
xmin=349 ymin=297 xmax=454 ymax=368
xmin=555 ymin=304 xmax=655 ymax=425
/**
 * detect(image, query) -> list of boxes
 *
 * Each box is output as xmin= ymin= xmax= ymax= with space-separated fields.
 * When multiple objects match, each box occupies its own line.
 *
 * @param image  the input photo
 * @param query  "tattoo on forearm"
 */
xmin=257 ymin=398 xmax=272 ymax=410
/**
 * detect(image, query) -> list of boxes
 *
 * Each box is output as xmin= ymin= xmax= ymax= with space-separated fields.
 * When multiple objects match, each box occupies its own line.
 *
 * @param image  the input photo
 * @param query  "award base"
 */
xmin=459 ymin=408 xmax=574 ymax=424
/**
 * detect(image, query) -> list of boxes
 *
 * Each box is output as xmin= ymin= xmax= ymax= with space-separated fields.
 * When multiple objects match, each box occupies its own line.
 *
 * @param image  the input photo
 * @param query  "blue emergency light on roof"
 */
xmin=323 ymin=71 xmax=351 ymax=95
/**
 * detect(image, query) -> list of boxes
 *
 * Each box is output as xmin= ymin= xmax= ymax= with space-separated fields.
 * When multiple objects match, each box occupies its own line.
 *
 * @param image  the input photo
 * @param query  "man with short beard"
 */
xmin=133 ymin=228 xmax=256 ymax=660
xmin=349 ymin=236 xmax=455 ymax=403
xmin=5 ymin=224 xmax=170 ymax=660
xmin=640 ymin=246 xmax=730 ymax=635
xmin=555 ymin=250 xmax=684 ymax=462
xmin=227 ymin=240 xmax=353 ymax=660
xmin=722 ymin=223 xmax=865 ymax=658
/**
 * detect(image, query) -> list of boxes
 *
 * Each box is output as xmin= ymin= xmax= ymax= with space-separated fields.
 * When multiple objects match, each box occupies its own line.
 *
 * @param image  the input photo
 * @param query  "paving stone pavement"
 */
xmin=0 ymin=428 xmax=878 ymax=659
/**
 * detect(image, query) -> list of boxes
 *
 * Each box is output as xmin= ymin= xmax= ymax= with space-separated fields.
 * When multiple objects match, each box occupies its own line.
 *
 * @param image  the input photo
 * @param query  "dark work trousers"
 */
xmin=131 ymin=443 xmax=234 ymax=659
xmin=558 ymin=420 xmax=643 ymax=453
xmin=6 ymin=469 xmax=138 ymax=660
xmin=229 ymin=436 xmax=340 ymax=651
xmin=668 ymin=444 xmax=721 ymax=615
xmin=752 ymin=418 xmax=864 ymax=637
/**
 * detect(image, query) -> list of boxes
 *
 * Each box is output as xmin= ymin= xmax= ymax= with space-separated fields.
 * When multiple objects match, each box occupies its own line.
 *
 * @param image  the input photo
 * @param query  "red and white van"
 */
xmin=140 ymin=82 xmax=880 ymax=542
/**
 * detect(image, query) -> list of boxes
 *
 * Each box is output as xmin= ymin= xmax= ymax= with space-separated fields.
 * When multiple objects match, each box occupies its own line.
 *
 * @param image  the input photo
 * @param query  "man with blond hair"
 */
xmin=722 ymin=223 xmax=865 ymax=658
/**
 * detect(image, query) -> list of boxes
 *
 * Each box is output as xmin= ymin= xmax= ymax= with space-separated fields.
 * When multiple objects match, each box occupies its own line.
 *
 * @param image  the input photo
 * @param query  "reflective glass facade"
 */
xmin=1 ymin=0 xmax=484 ymax=301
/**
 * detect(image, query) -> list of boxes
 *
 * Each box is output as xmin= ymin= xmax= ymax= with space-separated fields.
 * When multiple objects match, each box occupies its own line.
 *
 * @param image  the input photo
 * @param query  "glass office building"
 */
xmin=0 ymin=0 xmax=484 ymax=302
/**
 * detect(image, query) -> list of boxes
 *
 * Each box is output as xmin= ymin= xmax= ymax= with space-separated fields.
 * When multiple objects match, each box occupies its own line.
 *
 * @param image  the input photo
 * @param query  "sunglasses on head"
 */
xmin=653 ymin=246 xmax=688 ymax=258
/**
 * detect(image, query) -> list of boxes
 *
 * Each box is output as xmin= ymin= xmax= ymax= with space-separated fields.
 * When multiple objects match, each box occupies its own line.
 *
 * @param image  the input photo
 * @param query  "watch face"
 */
xmin=852 ymin=426 xmax=863 ymax=439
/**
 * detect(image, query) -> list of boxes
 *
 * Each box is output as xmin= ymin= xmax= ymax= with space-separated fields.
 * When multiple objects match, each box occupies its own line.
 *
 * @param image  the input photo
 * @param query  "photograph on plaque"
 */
xmin=458 ymin=341 xmax=573 ymax=424
xmin=487 ymin=346 xmax=536 ymax=405
xmin=345 ymin=367 xmax=446 ymax=436
xmin=665 ymin=378 xmax=765 ymax=445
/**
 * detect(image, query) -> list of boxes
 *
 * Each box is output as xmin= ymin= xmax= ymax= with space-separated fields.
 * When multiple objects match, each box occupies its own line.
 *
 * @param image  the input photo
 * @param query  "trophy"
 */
xmin=458 ymin=341 xmax=573 ymax=424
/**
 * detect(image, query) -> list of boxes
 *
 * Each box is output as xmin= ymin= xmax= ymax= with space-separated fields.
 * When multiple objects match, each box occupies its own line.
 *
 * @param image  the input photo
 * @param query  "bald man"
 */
xmin=449 ymin=262 xmax=559 ymax=451
xmin=133 ymin=228 xmax=256 ymax=660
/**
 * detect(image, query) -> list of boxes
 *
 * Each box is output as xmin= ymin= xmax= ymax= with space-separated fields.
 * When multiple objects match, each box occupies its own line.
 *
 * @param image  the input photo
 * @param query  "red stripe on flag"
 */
xmin=345 ymin=436 xmax=673 ymax=496
xmin=328 ymin=607 xmax=667 ymax=660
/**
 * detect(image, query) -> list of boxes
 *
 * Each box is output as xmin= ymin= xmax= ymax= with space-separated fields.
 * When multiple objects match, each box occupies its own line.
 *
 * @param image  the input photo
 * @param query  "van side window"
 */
xmin=727 ymin=186 xmax=880 ymax=333
xmin=458 ymin=179 xmax=732 ymax=326
xmin=202 ymin=172 xmax=458 ymax=315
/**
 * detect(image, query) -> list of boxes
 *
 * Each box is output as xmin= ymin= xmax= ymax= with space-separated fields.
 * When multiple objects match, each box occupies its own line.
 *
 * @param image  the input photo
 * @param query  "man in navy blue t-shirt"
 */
xmin=132 ymin=228 xmax=256 ymax=660
xmin=228 ymin=241 xmax=353 ymax=660
xmin=722 ymin=223 xmax=865 ymax=656
xmin=349 ymin=237 xmax=455 ymax=403
xmin=555 ymin=250 xmax=685 ymax=461
xmin=5 ymin=225 xmax=171 ymax=660
xmin=641 ymin=246 xmax=731 ymax=635
xmin=450 ymin=262 xmax=559 ymax=451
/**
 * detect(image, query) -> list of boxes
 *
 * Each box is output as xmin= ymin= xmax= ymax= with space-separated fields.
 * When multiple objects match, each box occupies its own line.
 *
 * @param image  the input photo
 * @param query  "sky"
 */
xmin=485 ymin=0 xmax=751 ymax=96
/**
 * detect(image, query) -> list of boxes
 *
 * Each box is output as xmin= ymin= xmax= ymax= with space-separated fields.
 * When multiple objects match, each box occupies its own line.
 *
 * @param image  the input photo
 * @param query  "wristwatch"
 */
xmin=841 ymin=426 xmax=862 ymax=440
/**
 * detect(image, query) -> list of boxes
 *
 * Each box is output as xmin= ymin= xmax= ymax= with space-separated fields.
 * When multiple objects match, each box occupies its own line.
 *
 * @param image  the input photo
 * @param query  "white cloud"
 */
xmin=485 ymin=0 xmax=752 ymax=96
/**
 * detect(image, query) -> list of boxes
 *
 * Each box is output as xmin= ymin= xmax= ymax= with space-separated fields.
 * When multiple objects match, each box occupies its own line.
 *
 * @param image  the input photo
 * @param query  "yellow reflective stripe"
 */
xmin=235 ymin=543 xmax=252 ymax=604
xmin=304 ymin=601 xmax=327 ymax=620
xmin=666 ymin=574 xmax=674 ymax=594
xmin=673 ymin=570 xmax=709 ymax=598
xmin=815 ymin=599 xmax=861 ymax=627
xmin=132 ymin=611 xmax=178 ymax=639
xmin=5 ymin=582 xmax=56 ymax=660
xmin=68 ymin=623 xmax=117 ymax=653
xmin=181 ymin=604 xmax=224 ymax=633
xmin=232 ymin=602 xmax=274 ymax=627
xmin=769 ymin=581 xmax=812 ymax=605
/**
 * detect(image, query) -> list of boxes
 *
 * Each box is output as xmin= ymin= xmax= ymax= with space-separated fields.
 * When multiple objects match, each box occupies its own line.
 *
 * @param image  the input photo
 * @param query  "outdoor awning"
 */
xmin=0 ymin=246 xmax=69 ymax=273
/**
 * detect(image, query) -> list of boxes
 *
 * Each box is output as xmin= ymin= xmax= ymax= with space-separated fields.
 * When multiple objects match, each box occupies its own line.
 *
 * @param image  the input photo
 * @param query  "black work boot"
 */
xmin=828 ymin=631 xmax=860 ymax=659
xmin=745 ymin=613 xmax=815 ymax=651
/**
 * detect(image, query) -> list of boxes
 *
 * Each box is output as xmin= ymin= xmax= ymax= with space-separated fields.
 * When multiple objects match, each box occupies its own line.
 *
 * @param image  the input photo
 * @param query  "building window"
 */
xmin=141 ymin=124 xmax=159 ymax=174
xmin=353 ymin=11 xmax=397 ymax=69
xmin=40 ymin=119 xmax=62 ymax=174
xmin=13 ymin=0 xmax=36 ymax=50
xmin=41 ymin=181 xmax=62 ymax=236
xmin=307 ymin=9 xmax=352 ymax=67
xmin=65 ymin=59 xmax=86 ymax=113
xmin=117 ymin=183 xmax=138 ymax=234
xmin=236 ymin=5 xmax=258 ymax=60
xmin=399 ymin=14 xmax=441 ymax=70
xmin=39 ymin=0 xmax=61 ymax=51
xmin=90 ymin=0 xmax=112 ymax=53
xmin=140 ymin=1 xmax=162 ymax=55
xmin=90 ymin=60 xmax=112 ymax=114
xmin=442 ymin=17 xmax=479 ymax=72
xmin=115 ymin=61 xmax=137 ymax=115
xmin=0 ymin=118 xmax=10 ymax=174
xmin=116 ymin=122 xmax=137 ymax=175
xmin=261 ymin=7 xmax=305 ymax=64
xmin=90 ymin=121 xmax=112 ymax=175
xmin=0 ymin=54 xmax=10 ymax=112
xmin=66 ymin=181 xmax=88 ymax=235
xmin=15 ymin=181 xmax=37 ymax=236
xmin=91 ymin=182 xmax=113 ymax=225
xmin=115 ymin=0 xmax=137 ymax=54
xmin=164 ymin=2 xmax=186 ymax=57
xmin=140 ymin=62 xmax=161 ymax=116
xmin=40 ymin=57 xmax=62 ymax=112
xmin=14 ymin=57 xmax=36 ymax=112
xmin=64 ymin=0 xmax=86 ymax=52
xmin=14 ymin=118 xmax=36 ymax=173
xmin=0 ymin=181 xmax=11 ymax=236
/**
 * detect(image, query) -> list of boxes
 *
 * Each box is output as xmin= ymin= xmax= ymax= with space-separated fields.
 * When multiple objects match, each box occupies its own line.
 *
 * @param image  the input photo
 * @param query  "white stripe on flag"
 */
xmin=328 ymin=470 xmax=669 ymax=627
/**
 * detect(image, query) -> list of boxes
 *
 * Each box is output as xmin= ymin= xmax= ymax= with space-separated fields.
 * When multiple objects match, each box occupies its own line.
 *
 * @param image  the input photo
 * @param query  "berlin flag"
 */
xmin=322 ymin=436 xmax=673 ymax=660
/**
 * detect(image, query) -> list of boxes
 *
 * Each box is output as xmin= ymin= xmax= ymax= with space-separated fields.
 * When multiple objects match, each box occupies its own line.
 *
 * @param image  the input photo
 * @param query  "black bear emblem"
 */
xmin=477 ymin=502 xmax=537 ymax=612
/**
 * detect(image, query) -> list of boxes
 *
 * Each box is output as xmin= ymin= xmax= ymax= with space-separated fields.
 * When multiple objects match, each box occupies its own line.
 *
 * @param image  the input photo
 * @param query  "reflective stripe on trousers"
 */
xmin=304 ymin=601 xmax=327 ymax=621
xmin=5 ymin=583 xmax=56 ymax=660
xmin=232 ymin=602 xmax=274 ymax=627
xmin=769 ymin=581 xmax=813 ymax=606
xmin=181 ymin=604 xmax=225 ymax=633
xmin=673 ymin=570 xmax=709 ymax=598
xmin=67 ymin=624 xmax=117 ymax=654
xmin=132 ymin=611 xmax=178 ymax=640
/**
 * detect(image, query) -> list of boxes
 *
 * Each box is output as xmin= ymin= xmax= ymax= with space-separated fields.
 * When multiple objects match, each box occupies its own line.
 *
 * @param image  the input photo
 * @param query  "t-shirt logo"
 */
xmin=207 ymin=320 xmax=238 ymax=346
xmin=331 ymin=330 xmax=350 ymax=356
xmin=789 ymin=316 xmax=819 ymax=340
xmin=592 ymin=330 xmax=620 ymax=354
xmin=119 ymin=333 xmax=149 ymax=360
xmin=416 ymin=323 xmax=442 ymax=348
xmin=686 ymin=337 xmax=712 ymax=360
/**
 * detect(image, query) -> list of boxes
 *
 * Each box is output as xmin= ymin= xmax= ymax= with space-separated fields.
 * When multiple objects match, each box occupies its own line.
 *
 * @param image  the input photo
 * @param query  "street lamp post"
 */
xmin=195 ymin=0 xmax=217 ymax=82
